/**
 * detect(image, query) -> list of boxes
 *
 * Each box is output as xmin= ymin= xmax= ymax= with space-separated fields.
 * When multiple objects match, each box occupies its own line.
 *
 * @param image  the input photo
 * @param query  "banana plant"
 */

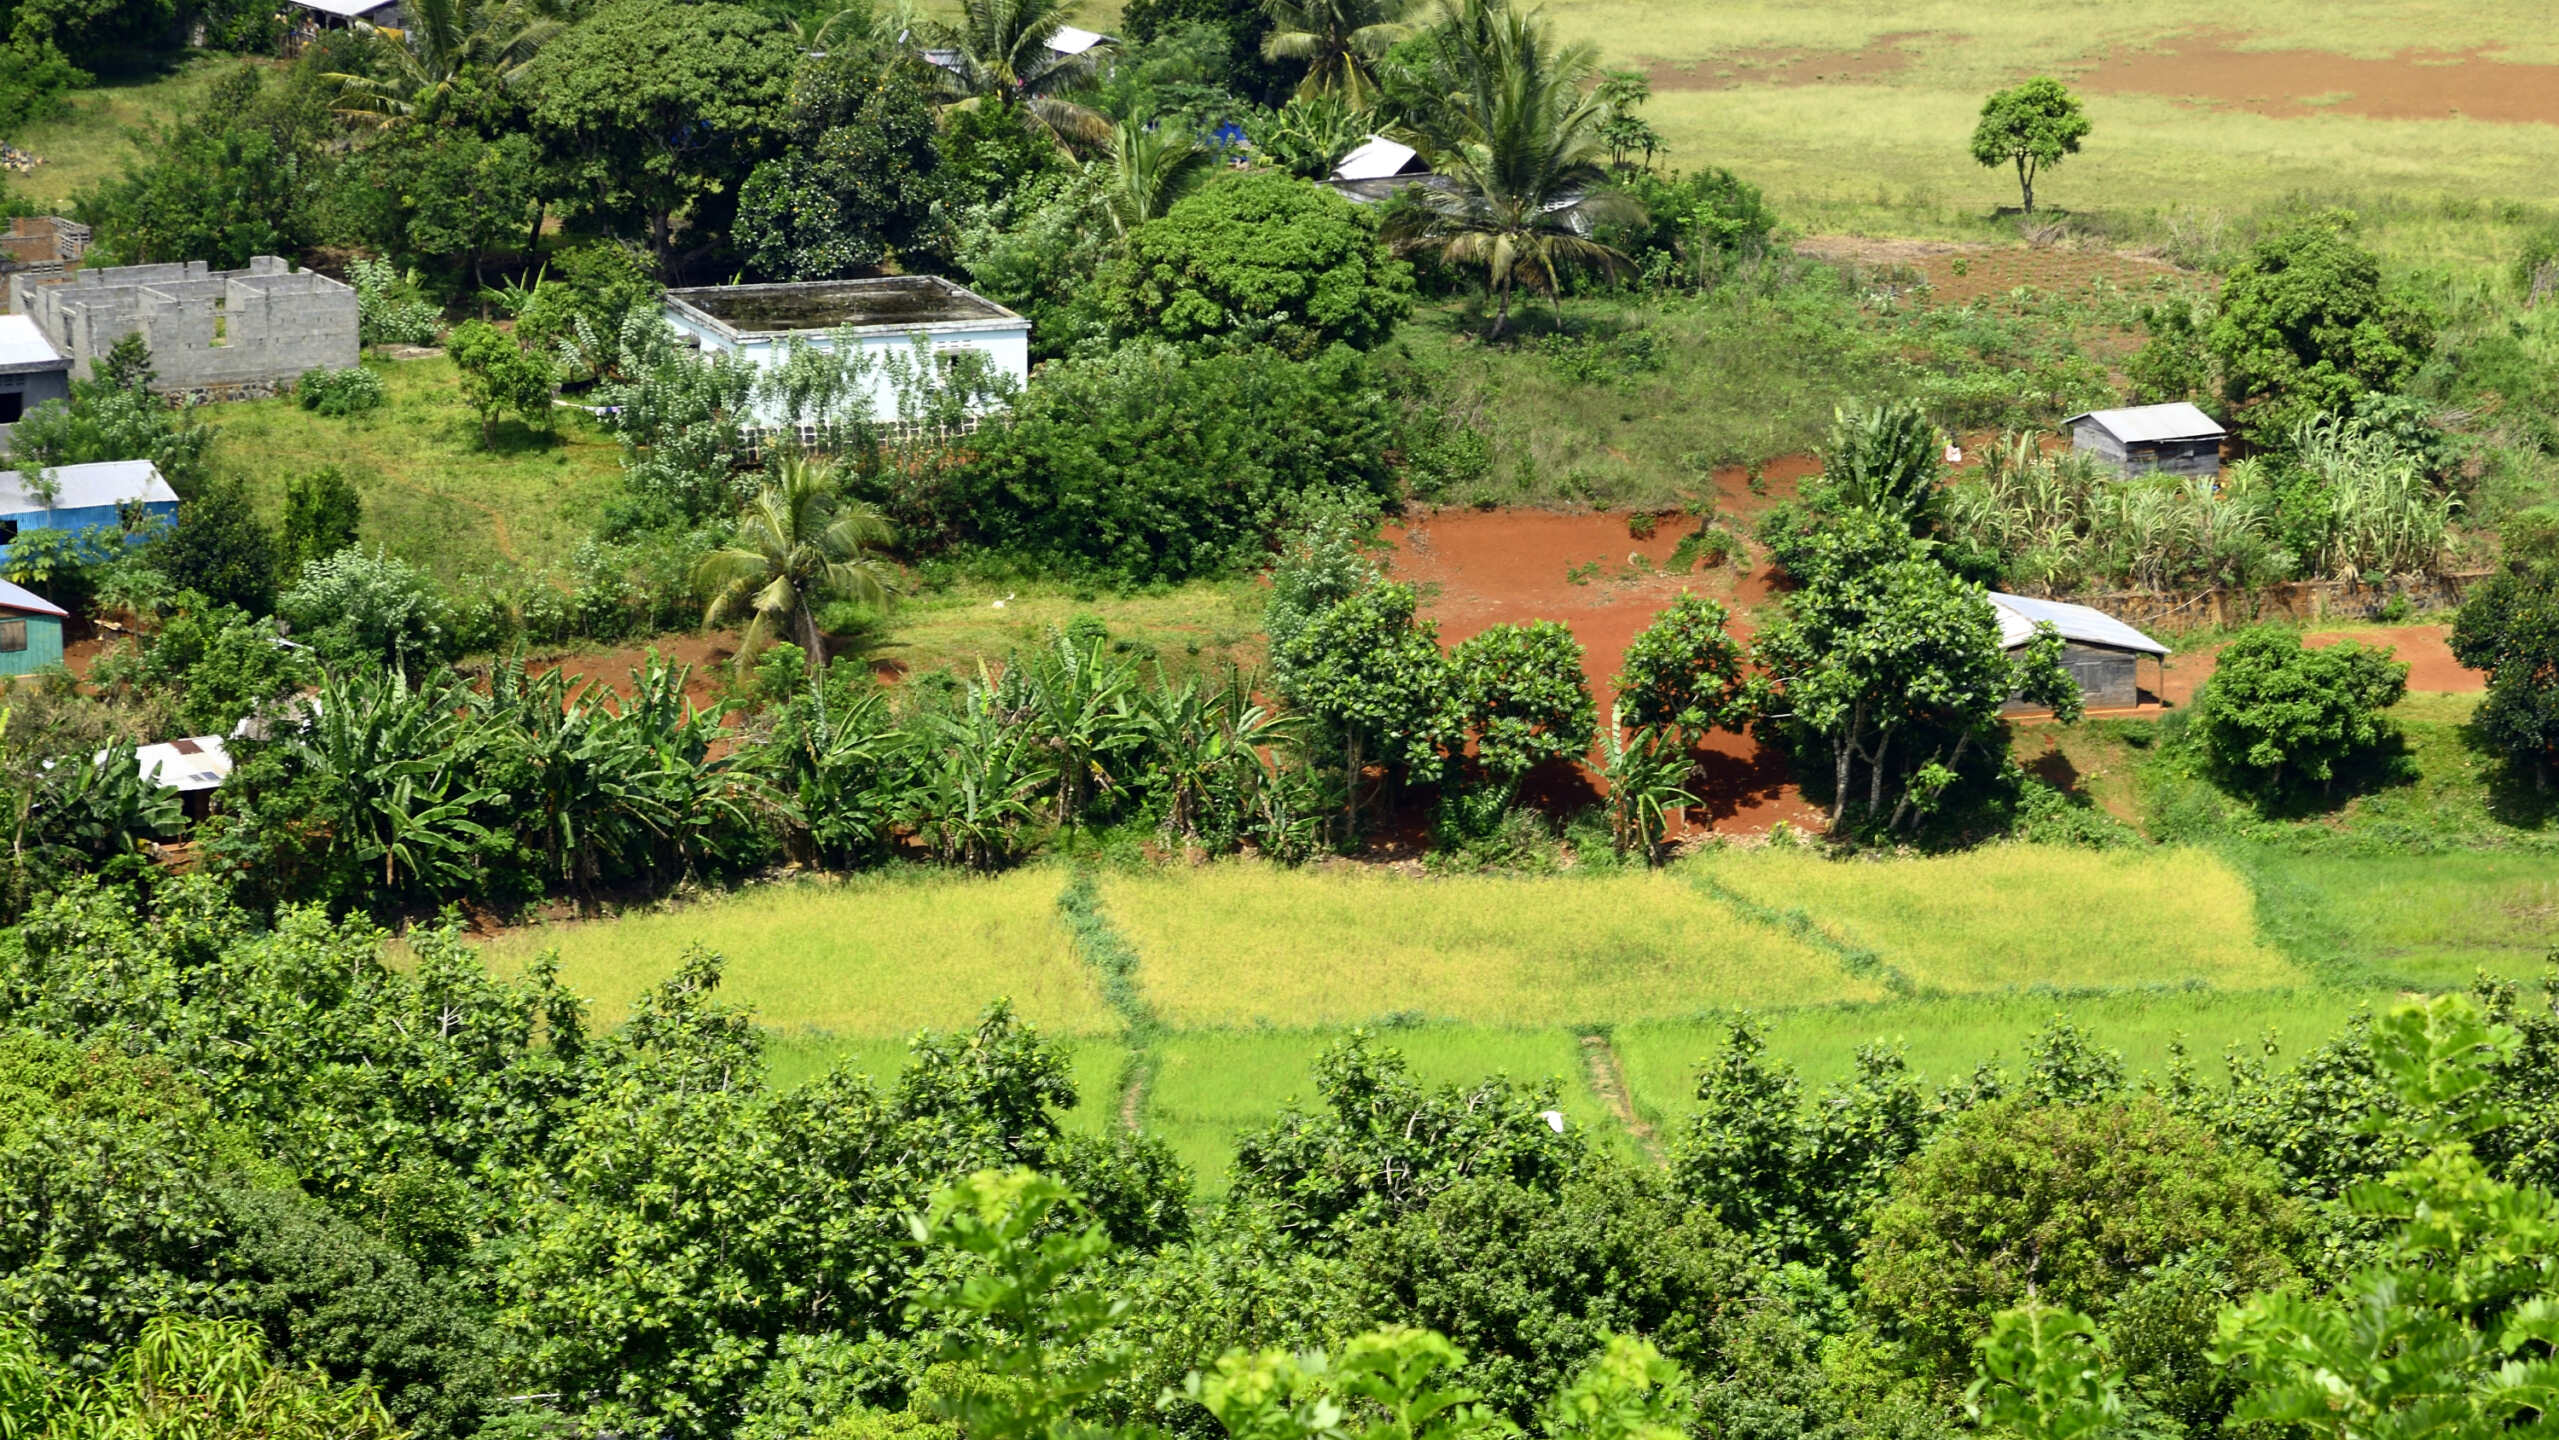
xmin=1597 ymin=705 xmax=1694 ymax=865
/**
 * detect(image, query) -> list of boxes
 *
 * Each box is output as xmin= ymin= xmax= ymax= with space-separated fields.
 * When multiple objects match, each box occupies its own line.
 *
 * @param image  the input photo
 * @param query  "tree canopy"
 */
xmin=1105 ymin=171 xmax=1416 ymax=353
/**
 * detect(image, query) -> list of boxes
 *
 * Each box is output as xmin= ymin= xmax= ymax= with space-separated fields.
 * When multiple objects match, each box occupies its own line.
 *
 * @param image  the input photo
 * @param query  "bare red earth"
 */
xmin=1383 ymin=504 xmax=1822 ymax=835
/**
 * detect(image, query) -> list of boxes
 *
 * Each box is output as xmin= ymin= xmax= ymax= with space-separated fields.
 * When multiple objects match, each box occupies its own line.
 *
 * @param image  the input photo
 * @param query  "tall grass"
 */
xmin=1144 ymin=1026 xmax=1611 ymax=1191
xmin=1100 ymin=864 xmax=1877 ymax=1028
xmin=1613 ymin=986 xmax=2385 ymax=1127
xmin=475 ymin=869 xmax=1117 ymax=1038
xmin=1692 ymin=845 xmax=2305 ymax=994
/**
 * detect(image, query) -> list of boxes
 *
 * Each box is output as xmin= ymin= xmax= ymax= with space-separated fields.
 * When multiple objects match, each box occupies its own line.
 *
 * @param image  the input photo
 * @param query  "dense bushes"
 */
xmin=947 ymin=343 xmax=1399 ymax=581
xmin=1103 ymin=171 xmax=1416 ymax=353
xmin=2187 ymin=626 xmax=2410 ymax=803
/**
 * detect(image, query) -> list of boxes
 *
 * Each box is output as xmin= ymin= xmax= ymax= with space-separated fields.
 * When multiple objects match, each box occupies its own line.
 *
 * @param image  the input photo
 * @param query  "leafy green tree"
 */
xmin=2208 ymin=212 xmax=2433 ymax=439
xmin=360 ymin=125 xmax=542 ymax=291
xmin=1262 ymin=0 xmax=1414 ymax=104
xmin=281 ymin=466 xmax=364 ymax=573
xmin=1863 ymin=1096 xmax=2304 ymax=1380
xmin=1615 ymin=593 xmax=1745 ymax=734
xmin=1449 ymin=619 xmax=1593 ymax=784
xmin=949 ymin=343 xmax=1397 ymax=581
xmin=1388 ymin=0 xmax=1635 ymax=337
xmin=739 ymin=51 xmax=951 ymax=280
xmin=525 ymin=0 xmax=797 ymax=269
xmin=153 ymin=473 xmax=279 ymax=618
xmin=1230 ymin=1031 xmax=1587 ymax=1244
xmin=1105 ymin=171 xmax=1414 ymax=352
xmin=2187 ymin=626 xmax=2409 ymax=804
xmin=9 ymin=337 xmax=214 ymax=486
xmin=1750 ymin=536 xmax=2079 ymax=831
xmin=445 ymin=318 xmax=557 ymax=443
xmin=2449 ymin=568 xmax=2559 ymax=789
xmin=1271 ymin=581 xmax=1459 ymax=836
xmin=1591 ymin=70 xmax=1663 ymax=172
xmin=1349 ymin=1170 xmax=1750 ymax=1424
xmin=73 ymin=65 xmax=337 ymax=269
xmin=513 ymin=240 xmax=664 ymax=361
xmin=1965 ymin=1306 xmax=2122 ymax=1440
xmin=134 ymin=598 xmax=318 ymax=735
xmin=698 ymin=455 xmax=898 ymax=663
xmin=1258 ymin=92 xmax=1379 ymax=179
xmin=1966 ymin=78 xmax=2089 ymax=215
xmin=935 ymin=0 xmax=1116 ymax=150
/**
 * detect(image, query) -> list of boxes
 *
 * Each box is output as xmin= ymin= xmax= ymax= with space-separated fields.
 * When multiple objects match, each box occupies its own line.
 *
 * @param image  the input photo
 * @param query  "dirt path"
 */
xmin=1118 ymin=1061 xmax=1148 ymax=1132
xmin=1578 ymin=1032 xmax=1664 ymax=1166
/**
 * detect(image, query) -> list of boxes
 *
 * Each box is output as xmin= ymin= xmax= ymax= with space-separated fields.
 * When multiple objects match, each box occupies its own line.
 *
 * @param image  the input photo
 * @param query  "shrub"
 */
xmin=295 ymin=365 xmax=386 ymax=417
xmin=281 ymin=466 xmax=364 ymax=572
xmin=349 ymin=258 xmax=442 ymax=347
xmin=948 ymin=342 xmax=1398 ymax=581
xmin=2209 ymin=212 xmax=2432 ymax=440
xmin=1861 ymin=1097 xmax=2303 ymax=1379
xmin=1615 ymin=593 xmax=1746 ymax=733
xmin=280 ymin=546 xmax=454 ymax=668
xmin=446 ymin=319 xmax=557 ymax=443
xmin=2188 ymin=626 xmax=2409 ymax=803
xmin=2449 ymin=568 xmax=2559 ymax=789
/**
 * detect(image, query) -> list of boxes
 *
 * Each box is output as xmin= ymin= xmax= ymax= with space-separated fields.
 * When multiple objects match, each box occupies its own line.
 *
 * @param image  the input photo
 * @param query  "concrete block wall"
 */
xmin=15 ymin=257 xmax=358 ymax=391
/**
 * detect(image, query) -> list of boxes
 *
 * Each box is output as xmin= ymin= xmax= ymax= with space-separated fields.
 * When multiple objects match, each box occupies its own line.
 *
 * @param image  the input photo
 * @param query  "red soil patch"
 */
xmin=1644 ymin=31 xmax=1944 ymax=91
xmin=1795 ymin=235 xmax=2191 ymax=308
xmin=2155 ymin=624 xmax=2479 ymax=708
xmin=1383 ymin=506 xmax=1821 ymax=835
xmin=525 ymin=631 xmax=740 ymax=715
xmin=2077 ymin=29 xmax=2559 ymax=127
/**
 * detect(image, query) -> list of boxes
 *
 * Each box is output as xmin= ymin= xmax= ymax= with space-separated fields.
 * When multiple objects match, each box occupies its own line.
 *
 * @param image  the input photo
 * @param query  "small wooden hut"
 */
xmin=2064 ymin=403 xmax=2226 ymax=478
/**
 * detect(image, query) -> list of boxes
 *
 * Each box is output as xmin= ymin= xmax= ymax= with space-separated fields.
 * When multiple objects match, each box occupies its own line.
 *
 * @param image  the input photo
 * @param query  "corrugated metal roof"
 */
xmin=1047 ymin=24 xmax=1110 ymax=53
xmin=0 ymin=577 xmax=66 ymax=618
xmin=0 ymin=459 xmax=179 ymax=515
xmin=287 ymin=0 xmax=397 ymax=16
xmin=1332 ymin=135 xmax=1421 ymax=181
xmin=127 ymin=735 xmax=234 ymax=792
xmin=1988 ymin=591 xmax=2171 ymax=657
xmin=2063 ymin=402 xmax=2226 ymax=444
xmin=0 ymin=316 xmax=66 ymax=373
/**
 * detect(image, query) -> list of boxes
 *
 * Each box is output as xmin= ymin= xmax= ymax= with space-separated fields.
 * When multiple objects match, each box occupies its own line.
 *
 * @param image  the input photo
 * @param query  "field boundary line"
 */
xmin=1685 ymin=871 xmax=1924 ymax=997
xmin=1577 ymin=1030 xmax=1664 ymax=1167
xmin=1057 ymin=868 xmax=1164 ymax=1133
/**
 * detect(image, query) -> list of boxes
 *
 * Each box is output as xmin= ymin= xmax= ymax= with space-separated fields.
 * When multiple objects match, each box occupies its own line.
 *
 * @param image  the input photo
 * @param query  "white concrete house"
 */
xmin=661 ymin=276 xmax=1030 ymax=431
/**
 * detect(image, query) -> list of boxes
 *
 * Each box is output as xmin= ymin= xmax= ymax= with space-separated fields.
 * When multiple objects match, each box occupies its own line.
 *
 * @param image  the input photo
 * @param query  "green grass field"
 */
xmin=6 ymin=54 xmax=245 ymax=210
xmin=209 ymin=357 xmax=625 ymax=585
xmin=2236 ymin=847 xmax=2559 ymax=990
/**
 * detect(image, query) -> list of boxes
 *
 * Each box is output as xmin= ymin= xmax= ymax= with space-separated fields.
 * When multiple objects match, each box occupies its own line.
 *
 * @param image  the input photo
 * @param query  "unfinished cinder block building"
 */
xmin=14 ymin=256 xmax=359 ymax=399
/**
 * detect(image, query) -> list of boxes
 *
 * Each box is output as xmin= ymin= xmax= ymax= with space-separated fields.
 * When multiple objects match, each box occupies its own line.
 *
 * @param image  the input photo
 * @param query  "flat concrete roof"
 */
xmin=0 ymin=459 xmax=179 ymax=515
xmin=664 ymin=276 xmax=1022 ymax=338
xmin=0 ymin=315 xmax=66 ymax=374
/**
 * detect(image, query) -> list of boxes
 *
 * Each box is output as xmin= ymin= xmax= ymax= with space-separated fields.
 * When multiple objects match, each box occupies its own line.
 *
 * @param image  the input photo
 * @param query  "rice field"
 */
xmin=474 ymin=870 xmax=1116 ymax=1039
xmin=1693 ymin=845 xmax=2304 ymax=994
xmin=2235 ymin=848 xmax=2559 ymax=991
xmin=1098 ymin=865 xmax=1879 ymax=1028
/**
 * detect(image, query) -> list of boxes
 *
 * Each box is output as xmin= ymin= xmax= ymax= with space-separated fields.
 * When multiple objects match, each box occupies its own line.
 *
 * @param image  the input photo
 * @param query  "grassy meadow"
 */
xmin=1529 ymin=0 xmax=2559 ymax=261
xmin=209 ymin=358 xmax=625 ymax=584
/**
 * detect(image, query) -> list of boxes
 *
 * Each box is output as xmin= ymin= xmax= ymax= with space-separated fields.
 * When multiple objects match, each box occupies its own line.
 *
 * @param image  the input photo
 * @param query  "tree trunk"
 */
xmin=1867 ymin=728 xmax=1891 ymax=817
xmin=525 ymin=200 xmax=545 ymax=261
xmin=1344 ymin=731 xmax=1364 ymax=844
xmin=1831 ymin=736 xmax=1853 ymax=825
xmin=2016 ymin=155 xmax=2035 ymax=214
xmin=1488 ymin=272 xmax=1511 ymax=339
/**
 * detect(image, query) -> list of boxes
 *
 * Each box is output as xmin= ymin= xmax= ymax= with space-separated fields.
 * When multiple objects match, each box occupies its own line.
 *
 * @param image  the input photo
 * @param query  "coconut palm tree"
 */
xmin=326 ymin=0 xmax=561 ymax=128
xmin=1102 ymin=117 xmax=1213 ymax=235
xmin=1386 ymin=0 xmax=1639 ymax=338
xmin=1262 ymin=0 xmax=1414 ymax=105
xmin=696 ymin=455 xmax=898 ymax=663
xmin=936 ymin=0 xmax=1114 ymax=150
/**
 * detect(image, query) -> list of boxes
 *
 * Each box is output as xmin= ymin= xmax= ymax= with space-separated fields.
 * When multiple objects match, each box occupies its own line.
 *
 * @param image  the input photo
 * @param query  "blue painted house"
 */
xmin=0 ymin=459 xmax=179 ymax=560
xmin=0 ymin=577 xmax=66 ymax=676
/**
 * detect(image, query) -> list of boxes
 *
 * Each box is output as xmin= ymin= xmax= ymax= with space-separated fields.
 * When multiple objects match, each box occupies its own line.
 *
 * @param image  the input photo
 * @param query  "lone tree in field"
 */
xmin=1968 ymin=77 xmax=2089 ymax=215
